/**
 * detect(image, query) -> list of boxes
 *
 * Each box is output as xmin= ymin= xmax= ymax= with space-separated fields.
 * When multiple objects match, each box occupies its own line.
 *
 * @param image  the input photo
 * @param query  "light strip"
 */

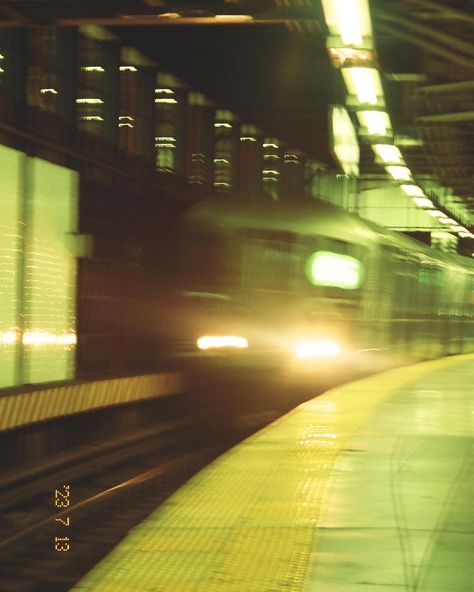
xmin=400 ymin=184 xmax=424 ymax=196
xmin=373 ymin=144 xmax=403 ymax=164
xmin=343 ymin=67 xmax=382 ymax=105
xmin=427 ymin=210 xmax=447 ymax=218
xmin=357 ymin=111 xmax=391 ymax=135
xmin=412 ymin=197 xmax=434 ymax=208
xmin=385 ymin=165 xmax=412 ymax=181
xmin=214 ymin=15 xmax=253 ymax=22
xmin=76 ymin=98 xmax=104 ymax=104
xmin=81 ymin=66 xmax=105 ymax=72
xmin=335 ymin=0 xmax=363 ymax=45
xmin=197 ymin=336 xmax=248 ymax=350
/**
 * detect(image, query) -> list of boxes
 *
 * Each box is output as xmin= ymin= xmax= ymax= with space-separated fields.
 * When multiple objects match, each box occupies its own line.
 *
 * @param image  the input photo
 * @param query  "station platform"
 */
xmin=71 ymin=354 xmax=474 ymax=592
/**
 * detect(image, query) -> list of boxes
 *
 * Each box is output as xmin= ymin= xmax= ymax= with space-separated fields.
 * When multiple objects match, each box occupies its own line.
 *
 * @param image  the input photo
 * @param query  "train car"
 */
xmin=164 ymin=195 xmax=474 ymax=382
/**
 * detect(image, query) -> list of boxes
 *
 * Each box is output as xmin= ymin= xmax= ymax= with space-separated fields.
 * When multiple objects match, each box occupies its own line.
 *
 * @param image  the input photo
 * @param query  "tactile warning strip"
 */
xmin=0 ymin=372 xmax=182 ymax=431
xmin=71 ymin=354 xmax=473 ymax=592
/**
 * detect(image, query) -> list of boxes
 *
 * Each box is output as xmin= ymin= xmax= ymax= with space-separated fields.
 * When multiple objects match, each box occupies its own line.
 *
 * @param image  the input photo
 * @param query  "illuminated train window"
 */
xmin=305 ymin=251 xmax=364 ymax=290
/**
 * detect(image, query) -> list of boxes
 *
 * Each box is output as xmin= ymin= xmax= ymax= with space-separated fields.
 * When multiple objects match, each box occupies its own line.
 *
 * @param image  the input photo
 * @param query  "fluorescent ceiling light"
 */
xmin=412 ymin=197 xmax=434 ymax=208
xmin=400 ymin=184 xmax=424 ymax=196
xmin=321 ymin=0 xmax=372 ymax=46
xmin=342 ymin=68 xmax=382 ymax=105
xmin=439 ymin=217 xmax=457 ymax=225
xmin=427 ymin=210 xmax=447 ymax=218
xmin=373 ymin=144 xmax=403 ymax=164
xmin=385 ymin=165 xmax=412 ymax=181
xmin=357 ymin=111 xmax=391 ymax=135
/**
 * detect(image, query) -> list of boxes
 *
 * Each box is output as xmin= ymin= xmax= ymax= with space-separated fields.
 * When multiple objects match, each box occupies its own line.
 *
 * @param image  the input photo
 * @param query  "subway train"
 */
xmin=164 ymin=195 xmax=474 ymax=383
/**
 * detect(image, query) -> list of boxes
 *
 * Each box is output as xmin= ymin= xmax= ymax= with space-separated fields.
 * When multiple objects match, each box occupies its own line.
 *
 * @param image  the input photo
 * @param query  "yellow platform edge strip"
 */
xmin=72 ymin=354 xmax=474 ymax=592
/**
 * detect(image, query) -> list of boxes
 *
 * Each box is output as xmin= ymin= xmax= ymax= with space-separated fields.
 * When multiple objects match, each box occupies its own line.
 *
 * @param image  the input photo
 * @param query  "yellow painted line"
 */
xmin=72 ymin=354 xmax=474 ymax=592
xmin=0 ymin=372 xmax=183 ymax=431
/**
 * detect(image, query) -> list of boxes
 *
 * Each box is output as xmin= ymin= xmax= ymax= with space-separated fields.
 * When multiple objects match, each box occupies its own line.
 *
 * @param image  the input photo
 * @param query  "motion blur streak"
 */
xmin=295 ymin=341 xmax=341 ymax=359
xmin=197 ymin=336 xmax=249 ymax=350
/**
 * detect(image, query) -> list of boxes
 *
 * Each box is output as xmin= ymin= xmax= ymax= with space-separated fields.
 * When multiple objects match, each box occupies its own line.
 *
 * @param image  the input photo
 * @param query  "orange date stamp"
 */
xmin=54 ymin=484 xmax=71 ymax=552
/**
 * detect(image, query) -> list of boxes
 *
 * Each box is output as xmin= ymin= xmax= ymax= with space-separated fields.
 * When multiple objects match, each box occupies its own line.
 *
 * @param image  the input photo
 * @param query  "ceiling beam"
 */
xmin=417 ymin=111 xmax=474 ymax=123
xmin=403 ymin=0 xmax=474 ymax=26
xmin=376 ymin=8 xmax=474 ymax=57
xmin=377 ymin=22 xmax=474 ymax=71
xmin=417 ymin=80 xmax=474 ymax=94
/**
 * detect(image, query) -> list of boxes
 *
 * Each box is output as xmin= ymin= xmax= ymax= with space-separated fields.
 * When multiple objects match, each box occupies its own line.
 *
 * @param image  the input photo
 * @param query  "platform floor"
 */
xmin=71 ymin=354 xmax=474 ymax=592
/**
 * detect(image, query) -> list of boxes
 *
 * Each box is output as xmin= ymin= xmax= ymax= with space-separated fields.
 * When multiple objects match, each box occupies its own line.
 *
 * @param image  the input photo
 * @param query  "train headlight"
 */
xmin=197 ymin=335 xmax=249 ymax=350
xmin=295 ymin=340 xmax=341 ymax=359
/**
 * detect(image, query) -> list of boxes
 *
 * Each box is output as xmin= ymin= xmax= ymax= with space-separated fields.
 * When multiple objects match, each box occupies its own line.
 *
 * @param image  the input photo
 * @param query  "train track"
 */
xmin=0 ymin=416 xmax=248 ymax=592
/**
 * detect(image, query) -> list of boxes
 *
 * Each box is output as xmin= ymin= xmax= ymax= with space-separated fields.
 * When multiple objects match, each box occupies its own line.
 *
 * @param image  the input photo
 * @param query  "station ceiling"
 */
xmin=1 ymin=0 xmax=473 ymax=214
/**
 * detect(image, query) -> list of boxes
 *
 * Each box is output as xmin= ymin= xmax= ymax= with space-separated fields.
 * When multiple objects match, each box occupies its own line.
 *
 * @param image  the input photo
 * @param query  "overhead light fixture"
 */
xmin=385 ymin=165 xmax=412 ymax=181
xmin=342 ymin=67 xmax=382 ymax=105
xmin=373 ymin=144 xmax=403 ymax=164
xmin=357 ymin=111 xmax=391 ymax=135
xmin=400 ymin=184 xmax=424 ymax=196
xmin=427 ymin=210 xmax=447 ymax=218
xmin=321 ymin=0 xmax=372 ymax=46
xmin=412 ymin=197 xmax=434 ymax=208
xmin=451 ymin=225 xmax=467 ymax=232
xmin=439 ymin=217 xmax=457 ymax=225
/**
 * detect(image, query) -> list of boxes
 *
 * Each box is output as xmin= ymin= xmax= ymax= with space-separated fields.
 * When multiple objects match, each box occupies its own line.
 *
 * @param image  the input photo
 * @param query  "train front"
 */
xmin=165 ymin=201 xmax=365 ymax=386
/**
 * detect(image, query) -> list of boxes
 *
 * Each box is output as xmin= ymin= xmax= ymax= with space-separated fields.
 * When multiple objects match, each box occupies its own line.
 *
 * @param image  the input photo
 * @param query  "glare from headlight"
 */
xmin=197 ymin=335 xmax=249 ymax=350
xmin=295 ymin=340 xmax=340 ymax=359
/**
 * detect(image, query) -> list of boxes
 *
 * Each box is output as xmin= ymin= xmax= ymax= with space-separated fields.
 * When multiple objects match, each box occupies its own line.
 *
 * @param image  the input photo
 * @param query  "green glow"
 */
xmin=23 ymin=158 xmax=78 ymax=383
xmin=305 ymin=251 xmax=363 ymax=290
xmin=0 ymin=145 xmax=22 ymax=387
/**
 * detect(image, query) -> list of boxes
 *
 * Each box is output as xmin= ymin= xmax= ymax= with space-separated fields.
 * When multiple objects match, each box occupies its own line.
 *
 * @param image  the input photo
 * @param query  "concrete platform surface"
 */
xmin=70 ymin=354 xmax=474 ymax=592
